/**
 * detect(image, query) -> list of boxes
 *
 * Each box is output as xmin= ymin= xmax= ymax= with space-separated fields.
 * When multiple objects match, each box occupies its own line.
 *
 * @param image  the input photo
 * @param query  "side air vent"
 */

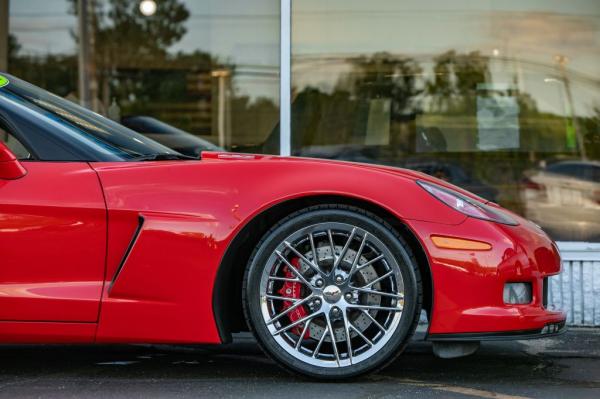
xmin=109 ymin=215 xmax=145 ymax=291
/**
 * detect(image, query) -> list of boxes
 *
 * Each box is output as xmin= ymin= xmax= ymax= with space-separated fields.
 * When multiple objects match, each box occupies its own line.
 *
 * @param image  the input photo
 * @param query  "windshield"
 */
xmin=2 ymin=74 xmax=180 ymax=160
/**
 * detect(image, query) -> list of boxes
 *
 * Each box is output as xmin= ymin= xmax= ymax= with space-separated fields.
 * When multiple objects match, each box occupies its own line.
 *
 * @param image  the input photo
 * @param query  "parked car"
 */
xmin=0 ymin=73 xmax=565 ymax=379
xmin=522 ymin=160 xmax=600 ymax=242
xmin=121 ymin=115 xmax=222 ymax=157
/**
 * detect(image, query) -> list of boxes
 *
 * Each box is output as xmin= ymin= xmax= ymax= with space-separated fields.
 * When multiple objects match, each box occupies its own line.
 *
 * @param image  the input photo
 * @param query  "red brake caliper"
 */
xmin=278 ymin=257 xmax=309 ymax=337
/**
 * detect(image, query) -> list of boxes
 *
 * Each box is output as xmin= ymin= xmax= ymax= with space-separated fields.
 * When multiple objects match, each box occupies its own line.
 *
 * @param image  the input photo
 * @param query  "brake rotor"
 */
xmin=300 ymin=245 xmax=382 ymax=342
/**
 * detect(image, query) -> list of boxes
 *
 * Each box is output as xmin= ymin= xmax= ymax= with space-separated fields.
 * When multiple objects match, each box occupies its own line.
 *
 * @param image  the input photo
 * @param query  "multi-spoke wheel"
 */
xmin=244 ymin=205 xmax=421 ymax=379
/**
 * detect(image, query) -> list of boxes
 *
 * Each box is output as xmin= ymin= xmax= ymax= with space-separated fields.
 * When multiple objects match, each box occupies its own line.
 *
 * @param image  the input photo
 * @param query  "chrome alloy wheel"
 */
xmin=259 ymin=222 xmax=405 ymax=368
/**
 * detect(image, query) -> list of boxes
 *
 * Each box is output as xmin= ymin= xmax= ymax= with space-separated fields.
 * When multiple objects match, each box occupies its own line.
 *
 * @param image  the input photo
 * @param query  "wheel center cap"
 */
xmin=322 ymin=285 xmax=342 ymax=304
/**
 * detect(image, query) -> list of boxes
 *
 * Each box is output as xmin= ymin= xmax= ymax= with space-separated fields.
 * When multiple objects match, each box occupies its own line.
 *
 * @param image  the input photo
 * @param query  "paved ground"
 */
xmin=0 ymin=328 xmax=598 ymax=399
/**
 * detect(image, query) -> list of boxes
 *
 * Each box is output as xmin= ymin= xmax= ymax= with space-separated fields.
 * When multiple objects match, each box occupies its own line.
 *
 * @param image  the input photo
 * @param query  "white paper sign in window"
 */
xmin=476 ymin=83 xmax=520 ymax=151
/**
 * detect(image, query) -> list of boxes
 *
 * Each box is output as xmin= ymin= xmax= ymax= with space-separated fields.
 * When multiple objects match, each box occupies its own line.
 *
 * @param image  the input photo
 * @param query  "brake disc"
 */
xmin=299 ymin=246 xmax=381 ymax=342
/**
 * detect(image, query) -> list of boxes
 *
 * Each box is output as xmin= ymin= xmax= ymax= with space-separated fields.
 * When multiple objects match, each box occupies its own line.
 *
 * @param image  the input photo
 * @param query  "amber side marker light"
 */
xmin=430 ymin=235 xmax=492 ymax=251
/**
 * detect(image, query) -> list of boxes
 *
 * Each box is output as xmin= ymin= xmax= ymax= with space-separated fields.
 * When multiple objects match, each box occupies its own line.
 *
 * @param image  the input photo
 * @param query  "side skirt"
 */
xmin=0 ymin=321 xmax=96 ymax=343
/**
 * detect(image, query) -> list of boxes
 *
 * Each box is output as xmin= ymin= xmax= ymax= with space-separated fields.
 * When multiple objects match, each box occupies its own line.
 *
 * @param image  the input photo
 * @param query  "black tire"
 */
xmin=243 ymin=204 xmax=422 ymax=379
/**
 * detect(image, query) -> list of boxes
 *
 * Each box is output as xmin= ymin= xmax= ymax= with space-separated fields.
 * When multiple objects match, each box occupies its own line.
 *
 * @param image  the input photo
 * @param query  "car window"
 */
xmin=0 ymin=121 xmax=31 ymax=160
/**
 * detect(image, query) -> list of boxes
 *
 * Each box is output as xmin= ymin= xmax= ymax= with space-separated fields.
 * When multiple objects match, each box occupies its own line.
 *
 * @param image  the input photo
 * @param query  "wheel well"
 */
xmin=212 ymin=195 xmax=433 ymax=343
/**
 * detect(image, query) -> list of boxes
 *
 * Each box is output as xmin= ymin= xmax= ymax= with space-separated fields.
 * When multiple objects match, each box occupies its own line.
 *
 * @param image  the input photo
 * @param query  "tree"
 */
xmin=65 ymin=0 xmax=192 ymax=112
xmin=344 ymin=52 xmax=423 ymax=117
xmin=7 ymin=33 xmax=20 ymax=61
xmin=69 ymin=0 xmax=189 ymax=68
xmin=8 ymin=33 xmax=78 ymax=96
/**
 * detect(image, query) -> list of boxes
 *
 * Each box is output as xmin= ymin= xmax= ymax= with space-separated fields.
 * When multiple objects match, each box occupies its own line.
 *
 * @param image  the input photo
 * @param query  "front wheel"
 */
xmin=243 ymin=205 xmax=422 ymax=379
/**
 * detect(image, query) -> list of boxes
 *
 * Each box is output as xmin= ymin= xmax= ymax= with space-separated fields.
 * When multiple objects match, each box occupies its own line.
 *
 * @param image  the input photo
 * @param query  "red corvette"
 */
xmin=0 ymin=74 xmax=565 ymax=378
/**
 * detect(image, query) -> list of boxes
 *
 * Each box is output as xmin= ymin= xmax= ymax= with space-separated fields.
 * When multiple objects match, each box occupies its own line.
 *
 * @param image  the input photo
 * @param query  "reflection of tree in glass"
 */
xmin=580 ymin=106 xmax=600 ymax=159
xmin=8 ymin=34 xmax=20 ymax=61
xmin=343 ymin=53 xmax=423 ymax=155
xmin=290 ymin=52 xmax=423 ymax=149
xmin=427 ymin=50 xmax=489 ymax=113
xmin=65 ymin=0 xmax=278 ymax=144
xmin=8 ymin=33 xmax=78 ymax=98
xmin=68 ymin=0 xmax=189 ymax=65
xmin=8 ymin=2 xmax=280 ymax=148
xmin=66 ymin=0 xmax=191 ymax=113
xmin=291 ymin=49 xmax=599 ymax=217
xmin=343 ymin=52 xmax=423 ymax=118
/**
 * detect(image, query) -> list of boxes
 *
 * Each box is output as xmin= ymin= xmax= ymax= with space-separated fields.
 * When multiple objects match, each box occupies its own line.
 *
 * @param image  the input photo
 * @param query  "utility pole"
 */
xmin=556 ymin=55 xmax=586 ymax=160
xmin=78 ymin=0 xmax=93 ymax=109
xmin=0 ymin=0 xmax=9 ymax=71
xmin=212 ymin=69 xmax=231 ymax=149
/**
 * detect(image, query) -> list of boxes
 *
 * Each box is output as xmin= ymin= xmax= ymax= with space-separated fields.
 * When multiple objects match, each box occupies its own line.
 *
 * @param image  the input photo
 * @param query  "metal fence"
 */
xmin=552 ymin=242 xmax=600 ymax=326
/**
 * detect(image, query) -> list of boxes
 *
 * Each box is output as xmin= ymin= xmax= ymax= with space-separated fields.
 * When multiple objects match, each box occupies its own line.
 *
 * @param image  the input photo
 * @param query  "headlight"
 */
xmin=417 ymin=180 xmax=518 ymax=226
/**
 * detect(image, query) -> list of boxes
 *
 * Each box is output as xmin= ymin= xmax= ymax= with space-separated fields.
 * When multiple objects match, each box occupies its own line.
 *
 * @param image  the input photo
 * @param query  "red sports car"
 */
xmin=0 ymin=74 xmax=565 ymax=379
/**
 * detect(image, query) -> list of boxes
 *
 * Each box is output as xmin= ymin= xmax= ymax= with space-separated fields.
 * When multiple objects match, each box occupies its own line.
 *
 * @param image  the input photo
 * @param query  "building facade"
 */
xmin=1 ymin=2 xmax=599 ymax=245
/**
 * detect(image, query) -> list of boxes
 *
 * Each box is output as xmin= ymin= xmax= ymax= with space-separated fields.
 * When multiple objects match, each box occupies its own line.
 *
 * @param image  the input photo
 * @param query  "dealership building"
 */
xmin=0 ymin=0 xmax=599 ymax=324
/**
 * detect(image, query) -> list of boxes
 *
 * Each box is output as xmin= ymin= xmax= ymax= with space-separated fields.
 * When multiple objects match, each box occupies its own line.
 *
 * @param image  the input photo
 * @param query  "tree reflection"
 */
xmin=344 ymin=52 xmax=423 ymax=116
xmin=290 ymin=49 xmax=600 ymax=229
xmin=427 ymin=50 xmax=489 ymax=113
xmin=9 ymin=0 xmax=280 ymax=149
xmin=80 ymin=0 xmax=190 ymax=66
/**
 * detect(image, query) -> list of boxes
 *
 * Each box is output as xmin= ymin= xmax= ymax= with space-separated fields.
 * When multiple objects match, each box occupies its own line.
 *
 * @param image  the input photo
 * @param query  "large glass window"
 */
xmin=292 ymin=0 xmax=600 ymax=242
xmin=7 ymin=0 xmax=280 ymax=155
xmin=2 ymin=1 xmax=600 ymax=242
xmin=7 ymin=0 xmax=78 ymax=97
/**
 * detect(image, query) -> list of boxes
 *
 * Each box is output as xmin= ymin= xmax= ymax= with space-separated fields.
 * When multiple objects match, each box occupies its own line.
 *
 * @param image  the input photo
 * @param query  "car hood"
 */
xmin=201 ymin=151 xmax=490 ymax=204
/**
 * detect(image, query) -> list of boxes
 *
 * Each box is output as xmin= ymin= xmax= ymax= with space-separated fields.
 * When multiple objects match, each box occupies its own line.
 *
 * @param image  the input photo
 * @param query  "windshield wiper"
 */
xmin=130 ymin=153 xmax=198 ymax=161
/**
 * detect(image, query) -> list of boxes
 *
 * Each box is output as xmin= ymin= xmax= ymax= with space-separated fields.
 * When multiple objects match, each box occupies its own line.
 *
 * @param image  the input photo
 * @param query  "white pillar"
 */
xmin=279 ymin=0 xmax=291 ymax=156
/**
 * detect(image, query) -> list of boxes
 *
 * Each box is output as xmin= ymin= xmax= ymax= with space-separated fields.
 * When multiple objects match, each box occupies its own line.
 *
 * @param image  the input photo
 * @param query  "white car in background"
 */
xmin=522 ymin=160 xmax=600 ymax=242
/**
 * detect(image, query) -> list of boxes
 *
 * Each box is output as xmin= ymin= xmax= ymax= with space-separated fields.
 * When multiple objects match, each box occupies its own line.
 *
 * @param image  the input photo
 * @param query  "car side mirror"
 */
xmin=0 ymin=141 xmax=27 ymax=179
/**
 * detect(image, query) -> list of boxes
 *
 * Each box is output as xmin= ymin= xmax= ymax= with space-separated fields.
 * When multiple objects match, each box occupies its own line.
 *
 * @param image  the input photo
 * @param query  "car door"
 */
xmin=0 ymin=123 xmax=106 ymax=322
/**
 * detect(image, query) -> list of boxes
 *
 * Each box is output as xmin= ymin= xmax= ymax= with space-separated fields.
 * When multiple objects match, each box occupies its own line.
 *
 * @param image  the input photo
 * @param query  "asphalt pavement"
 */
xmin=0 ymin=327 xmax=598 ymax=399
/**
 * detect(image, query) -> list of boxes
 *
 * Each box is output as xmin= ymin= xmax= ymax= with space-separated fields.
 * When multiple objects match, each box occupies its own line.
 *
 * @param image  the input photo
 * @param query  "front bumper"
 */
xmin=406 ymin=215 xmax=567 ymax=337
xmin=428 ymin=320 xmax=567 ymax=342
